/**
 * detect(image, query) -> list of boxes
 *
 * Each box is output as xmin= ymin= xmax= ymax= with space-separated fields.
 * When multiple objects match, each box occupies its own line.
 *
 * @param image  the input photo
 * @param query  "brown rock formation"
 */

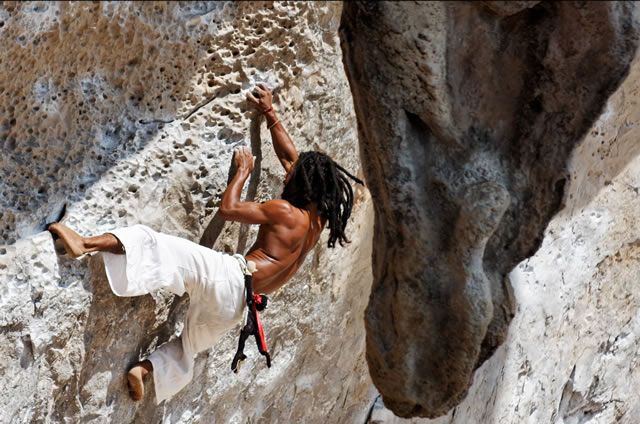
xmin=340 ymin=1 xmax=640 ymax=418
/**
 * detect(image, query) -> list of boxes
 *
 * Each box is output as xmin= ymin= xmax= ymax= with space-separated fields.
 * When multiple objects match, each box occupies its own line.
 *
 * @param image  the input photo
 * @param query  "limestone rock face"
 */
xmin=372 ymin=46 xmax=640 ymax=424
xmin=340 ymin=1 xmax=640 ymax=418
xmin=0 ymin=2 xmax=375 ymax=423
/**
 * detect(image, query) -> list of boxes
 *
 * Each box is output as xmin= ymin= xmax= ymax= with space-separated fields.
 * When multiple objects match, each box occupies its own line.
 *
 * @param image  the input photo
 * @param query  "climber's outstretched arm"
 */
xmin=247 ymin=84 xmax=299 ymax=173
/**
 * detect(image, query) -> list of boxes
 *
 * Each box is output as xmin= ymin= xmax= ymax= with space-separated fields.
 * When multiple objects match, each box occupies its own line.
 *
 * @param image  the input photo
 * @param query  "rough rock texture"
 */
xmin=340 ymin=1 xmax=640 ymax=418
xmin=371 ymin=44 xmax=640 ymax=424
xmin=1 ymin=2 xmax=377 ymax=423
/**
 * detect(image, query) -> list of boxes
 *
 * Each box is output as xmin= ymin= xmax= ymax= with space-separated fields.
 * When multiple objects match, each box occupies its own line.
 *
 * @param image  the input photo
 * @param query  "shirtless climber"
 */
xmin=47 ymin=84 xmax=363 ymax=403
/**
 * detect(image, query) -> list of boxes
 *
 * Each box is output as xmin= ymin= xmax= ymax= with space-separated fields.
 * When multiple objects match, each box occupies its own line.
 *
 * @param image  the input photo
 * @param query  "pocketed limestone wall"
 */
xmin=0 ymin=2 xmax=376 ymax=423
xmin=7 ymin=2 xmax=640 ymax=423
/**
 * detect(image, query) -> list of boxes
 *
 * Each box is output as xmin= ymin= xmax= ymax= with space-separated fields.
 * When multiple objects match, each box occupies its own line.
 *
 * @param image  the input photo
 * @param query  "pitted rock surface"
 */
xmin=1 ymin=2 xmax=376 ymax=423
xmin=340 ymin=1 xmax=640 ymax=418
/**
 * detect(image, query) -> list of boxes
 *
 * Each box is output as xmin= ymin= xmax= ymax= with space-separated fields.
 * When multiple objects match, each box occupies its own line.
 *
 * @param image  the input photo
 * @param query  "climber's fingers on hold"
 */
xmin=257 ymin=83 xmax=270 ymax=93
xmin=247 ymin=91 xmax=259 ymax=104
xmin=233 ymin=148 xmax=243 ymax=167
xmin=234 ymin=146 xmax=253 ymax=165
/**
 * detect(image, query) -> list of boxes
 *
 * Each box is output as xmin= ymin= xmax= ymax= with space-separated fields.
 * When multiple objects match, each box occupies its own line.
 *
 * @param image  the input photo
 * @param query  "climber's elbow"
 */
xmin=218 ymin=205 xmax=233 ymax=221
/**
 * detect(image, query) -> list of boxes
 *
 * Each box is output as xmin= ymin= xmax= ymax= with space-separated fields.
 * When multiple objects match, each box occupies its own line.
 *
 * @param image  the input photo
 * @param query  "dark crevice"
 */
xmin=138 ymin=118 xmax=174 ymax=125
xmin=364 ymin=395 xmax=381 ymax=424
xmin=19 ymin=334 xmax=35 ymax=369
xmin=183 ymin=95 xmax=217 ymax=121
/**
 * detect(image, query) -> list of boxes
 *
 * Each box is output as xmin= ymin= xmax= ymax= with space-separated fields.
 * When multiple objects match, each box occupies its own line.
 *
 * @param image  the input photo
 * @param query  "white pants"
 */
xmin=102 ymin=225 xmax=245 ymax=403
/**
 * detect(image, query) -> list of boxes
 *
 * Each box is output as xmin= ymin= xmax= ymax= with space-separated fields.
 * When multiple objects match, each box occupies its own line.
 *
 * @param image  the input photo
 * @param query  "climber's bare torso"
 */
xmin=219 ymin=147 xmax=325 ymax=295
xmin=244 ymin=201 xmax=325 ymax=294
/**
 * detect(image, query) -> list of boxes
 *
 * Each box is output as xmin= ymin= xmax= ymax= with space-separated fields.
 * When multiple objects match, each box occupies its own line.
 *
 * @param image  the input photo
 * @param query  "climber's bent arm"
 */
xmin=219 ymin=147 xmax=295 ymax=225
xmin=219 ymin=198 xmax=296 ymax=226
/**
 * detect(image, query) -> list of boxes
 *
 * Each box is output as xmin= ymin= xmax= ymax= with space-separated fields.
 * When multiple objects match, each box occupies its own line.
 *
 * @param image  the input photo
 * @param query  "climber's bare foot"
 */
xmin=127 ymin=366 xmax=145 ymax=401
xmin=47 ymin=223 xmax=86 ymax=258
xmin=127 ymin=360 xmax=152 ymax=402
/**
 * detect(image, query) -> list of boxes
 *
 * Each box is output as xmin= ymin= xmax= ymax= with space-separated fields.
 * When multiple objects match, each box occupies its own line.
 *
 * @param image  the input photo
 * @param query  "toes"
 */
xmin=127 ymin=370 xmax=144 ymax=402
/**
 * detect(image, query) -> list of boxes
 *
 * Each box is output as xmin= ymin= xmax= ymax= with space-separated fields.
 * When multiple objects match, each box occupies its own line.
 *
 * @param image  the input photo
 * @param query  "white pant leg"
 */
xmin=147 ymin=302 xmax=240 ymax=405
xmin=145 ymin=243 xmax=246 ymax=404
xmin=147 ymin=336 xmax=194 ymax=404
xmin=103 ymin=225 xmax=186 ymax=297
xmin=102 ymin=225 xmax=245 ymax=403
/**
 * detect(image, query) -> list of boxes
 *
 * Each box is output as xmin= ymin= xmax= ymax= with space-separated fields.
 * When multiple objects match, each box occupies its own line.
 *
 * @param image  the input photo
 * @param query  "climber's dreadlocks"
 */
xmin=281 ymin=151 xmax=364 ymax=248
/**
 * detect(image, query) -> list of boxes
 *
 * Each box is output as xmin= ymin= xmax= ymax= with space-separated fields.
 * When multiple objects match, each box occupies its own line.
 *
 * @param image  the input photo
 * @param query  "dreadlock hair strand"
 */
xmin=281 ymin=151 xmax=364 ymax=248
